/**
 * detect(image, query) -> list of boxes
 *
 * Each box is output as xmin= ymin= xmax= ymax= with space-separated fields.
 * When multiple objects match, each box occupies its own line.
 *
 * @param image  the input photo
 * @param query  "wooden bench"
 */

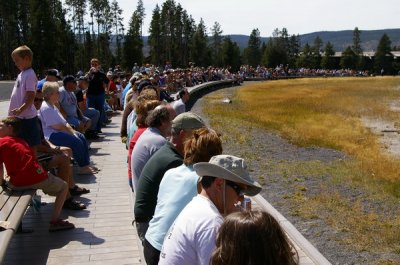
xmin=0 ymin=185 xmax=35 ymax=262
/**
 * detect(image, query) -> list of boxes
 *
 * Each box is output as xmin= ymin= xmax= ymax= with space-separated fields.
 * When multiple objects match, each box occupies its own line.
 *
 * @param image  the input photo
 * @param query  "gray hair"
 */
xmin=42 ymin=81 xmax=59 ymax=100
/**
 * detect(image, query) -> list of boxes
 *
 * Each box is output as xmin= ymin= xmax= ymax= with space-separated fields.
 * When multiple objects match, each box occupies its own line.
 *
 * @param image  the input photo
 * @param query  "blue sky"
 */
xmin=116 ymin=0 xmax=399 ymax=36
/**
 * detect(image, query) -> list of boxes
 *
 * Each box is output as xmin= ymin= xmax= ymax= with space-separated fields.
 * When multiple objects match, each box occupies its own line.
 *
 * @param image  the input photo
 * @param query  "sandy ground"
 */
xmin=362 ymin=99 xmax=400 ymax=158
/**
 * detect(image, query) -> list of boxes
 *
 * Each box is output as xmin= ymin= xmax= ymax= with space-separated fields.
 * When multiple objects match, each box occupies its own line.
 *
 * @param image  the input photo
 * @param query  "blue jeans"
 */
xmin=49 ymin=131 xmax=90 ymax=167
xmin=87 ymin=93 xmax=105 ymax=130
xmin=82 ymin=108 xmax=100 ymax=131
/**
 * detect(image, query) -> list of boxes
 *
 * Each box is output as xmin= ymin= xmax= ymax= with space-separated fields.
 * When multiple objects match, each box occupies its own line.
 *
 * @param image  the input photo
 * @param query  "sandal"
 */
xmin=63 ymin=198 xmax=87 ymax=210
xmin=69 ymin=185 xmax=90 ymax=196
xmin=49 ymin=219 xmax=75 ymax=232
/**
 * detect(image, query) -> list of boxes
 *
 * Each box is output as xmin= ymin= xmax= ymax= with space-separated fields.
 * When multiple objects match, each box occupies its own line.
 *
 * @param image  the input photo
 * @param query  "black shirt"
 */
xmin=87 ymin=71 xmax=108 ymax=96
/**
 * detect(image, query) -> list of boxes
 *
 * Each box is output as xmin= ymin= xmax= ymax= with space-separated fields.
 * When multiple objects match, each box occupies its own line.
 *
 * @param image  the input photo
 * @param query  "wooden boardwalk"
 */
xmin=0 ymin=98 xmax=330 ymax=264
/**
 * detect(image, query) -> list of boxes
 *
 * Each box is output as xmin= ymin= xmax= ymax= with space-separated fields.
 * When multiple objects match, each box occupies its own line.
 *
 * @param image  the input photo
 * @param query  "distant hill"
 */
xmin=299 ymin=29 xmax=400 ymax=51
xmin=123 ymin=28 xmax=400 ymax=56
xmin=225 ymin=29 xmax=400 ymax=52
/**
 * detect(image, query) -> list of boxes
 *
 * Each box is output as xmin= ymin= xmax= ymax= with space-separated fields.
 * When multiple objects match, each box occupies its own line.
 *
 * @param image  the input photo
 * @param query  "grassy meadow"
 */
xmin=211 ymin=77 xmax=400 ymax=192
xmin=202 ymin=77 xmax=400 ymax=261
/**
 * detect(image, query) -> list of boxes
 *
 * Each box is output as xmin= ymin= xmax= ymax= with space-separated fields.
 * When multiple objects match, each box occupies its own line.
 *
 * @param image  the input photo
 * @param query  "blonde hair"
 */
xmin=183 ymin=128 xmax=222 ymax=165
xmin=42 ymin=81 xmax=59 ymax=100
xmin=11 ymin=45 xmax=33 ymax=61
xmin=135 ymin=100 xmax=161 ymax=127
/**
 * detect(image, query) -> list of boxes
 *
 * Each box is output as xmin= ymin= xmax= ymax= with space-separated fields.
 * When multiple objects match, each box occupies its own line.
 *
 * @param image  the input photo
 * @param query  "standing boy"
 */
xmin=9 ymin=45 xmax=41 ymax=154
xmin=0 ymin=117 xmax=75 ymax=232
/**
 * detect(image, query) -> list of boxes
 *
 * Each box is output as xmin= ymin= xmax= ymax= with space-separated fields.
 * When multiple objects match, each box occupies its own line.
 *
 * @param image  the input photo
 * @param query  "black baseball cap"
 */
xmin=46 ymin=69 xmax=62 ymax=80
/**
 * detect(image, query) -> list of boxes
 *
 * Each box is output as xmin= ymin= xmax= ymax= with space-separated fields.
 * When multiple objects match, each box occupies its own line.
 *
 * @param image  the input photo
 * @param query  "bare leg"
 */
xmin=60 ymin=146 xmax=72 ymax=158
xmin=50 ymin=177 xmax=68 ymax=222
xmin=78 ymin=165 xmax=99 ymax=174
xmin=47 ymin=154 xmax=75 ymax=189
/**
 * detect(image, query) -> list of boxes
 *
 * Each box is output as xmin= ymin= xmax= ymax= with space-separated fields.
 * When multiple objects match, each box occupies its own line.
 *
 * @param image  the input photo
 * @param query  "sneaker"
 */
xmin=49 ymin=219 xmax=75 ymax=232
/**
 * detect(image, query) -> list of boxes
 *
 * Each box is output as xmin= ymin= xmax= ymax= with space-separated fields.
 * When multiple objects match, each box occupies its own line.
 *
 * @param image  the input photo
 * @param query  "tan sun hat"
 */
xmin=194 ymin=155 xmax=262 ymax=196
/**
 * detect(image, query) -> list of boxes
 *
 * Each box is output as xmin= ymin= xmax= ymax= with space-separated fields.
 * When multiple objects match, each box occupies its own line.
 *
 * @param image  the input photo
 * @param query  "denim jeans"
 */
xmin=82 ymin=108 xmax=100 ymax=131
xmin=49 ymin=131 xmax=90 ymax=167
xmin=87 ymin=93 xmax=105 ymax=130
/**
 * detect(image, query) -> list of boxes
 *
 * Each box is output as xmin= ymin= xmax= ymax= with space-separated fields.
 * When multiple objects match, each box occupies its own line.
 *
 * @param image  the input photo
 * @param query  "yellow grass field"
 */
xmin=202 ymin=77 xmax=400 ymax=260
xmin=214 ymin=77 xmax=400 ymax=192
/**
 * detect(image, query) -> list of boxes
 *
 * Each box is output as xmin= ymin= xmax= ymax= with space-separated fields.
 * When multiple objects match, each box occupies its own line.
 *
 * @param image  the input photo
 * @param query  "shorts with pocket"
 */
xmin=9 ymin=173 xmax=66 ymax=196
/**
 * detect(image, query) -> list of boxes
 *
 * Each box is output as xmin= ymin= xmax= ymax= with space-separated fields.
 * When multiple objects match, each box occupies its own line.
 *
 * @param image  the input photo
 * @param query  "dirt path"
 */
xmin=190 ymin=85 xmax=400 ymax=265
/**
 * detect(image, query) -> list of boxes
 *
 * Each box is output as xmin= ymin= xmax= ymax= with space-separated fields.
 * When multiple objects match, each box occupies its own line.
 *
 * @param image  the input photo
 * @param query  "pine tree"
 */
xmin=210 ymin=22 xmax=223 ymax=67
xmin=148 ymin=5 xmax=162 ymax=66
xmin=123 ymin=10 xmax=143 ymax=69
xmin=65 ymin=0 xmax=88 ymax=70
xmin=374 ymin=33 xmax=393 ymax=74
xmin=296 ymin=43 xmax=314 ymax=68
xmin=52 ymin=0 xmax=76 ymax=74
xmin=191 ymin=18 xmax=210 ymax=67
xmin=88 ymin=0 xmax=111 ymax=59
xmin=288 ymin=34 xmax=301 ymax=67
xmin=352 ymin=27 xmax=362 ymax=56
xmin=110 ymin=0 xmax=124 ymax=64
xmin=0 ymin=0 xmax=20 ymax=78
xmin=181 ymin=11 xmax=195 ymax=66
xmin=340 ymin=46 xmax=357 ymax=69
xmin=221 ymin=37 xmax=241 ymax=71
xmin=352 ymin=27 xmax=363 ymax=70
xmin=172 ymin=4 xmax=184 ymax=66
xmin=29 ymin=0 xmax=58 ymax=72
xmin=312 ymin=36 xmax=323 ymax=68
xmin=245 ymin=28 xmax=261 ymax=66
xmin=262 ymin=28 xmax=294 ymax=68
xmin=159 ymin=0 xmax=176 ymax=65
xmin=135 ymin=0 xmax=145 ymax=39
xmin=321 ymin=42 xmax=336 ymax=69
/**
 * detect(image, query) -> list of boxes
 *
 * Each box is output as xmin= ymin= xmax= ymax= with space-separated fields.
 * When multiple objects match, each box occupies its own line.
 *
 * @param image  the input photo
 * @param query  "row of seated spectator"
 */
xmin=240 ymin=64 xmax=370 ymax=79
xmin=1 ymin=46 xmax=109 ymax=232
xmin=122 ymin=62 xmax=299 ymax=264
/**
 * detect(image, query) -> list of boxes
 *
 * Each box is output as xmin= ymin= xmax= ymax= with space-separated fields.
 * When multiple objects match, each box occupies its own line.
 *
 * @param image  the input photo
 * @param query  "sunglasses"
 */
xmin=226 ymin=181 xmax=244 ymax=197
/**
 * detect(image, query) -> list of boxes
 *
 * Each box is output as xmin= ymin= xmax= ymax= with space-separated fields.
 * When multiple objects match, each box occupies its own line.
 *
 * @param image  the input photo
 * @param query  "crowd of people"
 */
xmin=240 ymin=64 xmax=370 ymax=79
xmin=0 ymin=44 xmax=300 ymax=264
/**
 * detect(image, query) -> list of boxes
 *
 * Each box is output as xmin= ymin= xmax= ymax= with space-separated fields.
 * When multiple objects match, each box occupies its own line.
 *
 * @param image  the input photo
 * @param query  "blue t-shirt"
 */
xmin=59 ymin=86 xmax=78 ymax=118
xmin=121 ymin=82 xmax=132 ymax=108
xmin=36 ymin=78 xmax=46 ymax=91
xmin=145 ymin=164 xmax=199 ymax=251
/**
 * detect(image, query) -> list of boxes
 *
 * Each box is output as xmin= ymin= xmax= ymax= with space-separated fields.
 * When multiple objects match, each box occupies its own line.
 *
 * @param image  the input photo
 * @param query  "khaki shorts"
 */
xmin=10 ymin=173 xmax=66 ymax=196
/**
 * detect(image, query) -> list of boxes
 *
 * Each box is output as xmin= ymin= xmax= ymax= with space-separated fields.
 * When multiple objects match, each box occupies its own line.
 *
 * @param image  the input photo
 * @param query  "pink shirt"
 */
xmin=8 ymin=68 xmax=38 ymax=119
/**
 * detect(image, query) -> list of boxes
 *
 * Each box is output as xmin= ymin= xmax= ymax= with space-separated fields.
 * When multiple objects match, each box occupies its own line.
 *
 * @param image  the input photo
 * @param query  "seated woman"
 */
xmin=38 ymin=81 xmax=98 ymax=175
xmin=211 ymin=210 xmax=299 ymax=265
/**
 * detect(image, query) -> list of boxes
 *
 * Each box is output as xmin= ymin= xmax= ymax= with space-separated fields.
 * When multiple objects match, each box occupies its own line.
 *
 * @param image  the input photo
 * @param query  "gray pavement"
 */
xmin=0 ymin=81 xmax=14 ymax=101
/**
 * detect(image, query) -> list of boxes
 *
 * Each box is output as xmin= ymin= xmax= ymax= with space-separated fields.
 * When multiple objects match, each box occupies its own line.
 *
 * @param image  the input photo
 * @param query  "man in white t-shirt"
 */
xmin=172 ymin=88 xmax=189 ymax=115
xmin=158 ymin=155 xmax=262 ymax=265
